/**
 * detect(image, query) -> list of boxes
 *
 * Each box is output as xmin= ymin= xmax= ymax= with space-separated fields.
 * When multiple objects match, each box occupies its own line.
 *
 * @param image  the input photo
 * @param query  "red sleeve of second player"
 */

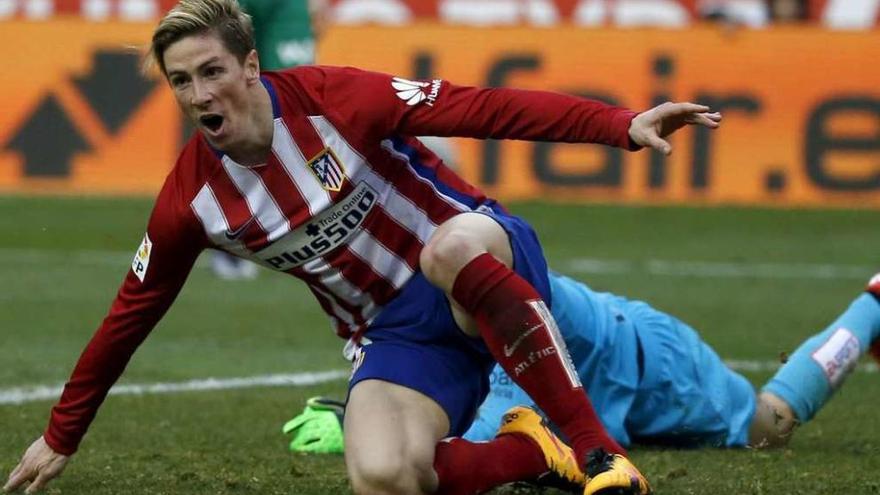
xmin=42 ymin=166 xmax=206 ymax=456
xmin=313 ymin=66 xmax=639 ymax=150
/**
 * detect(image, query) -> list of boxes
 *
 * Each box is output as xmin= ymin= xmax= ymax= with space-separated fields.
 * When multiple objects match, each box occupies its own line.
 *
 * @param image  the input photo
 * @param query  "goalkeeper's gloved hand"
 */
xmin=282 ymin=396 xmax=346 ymax=454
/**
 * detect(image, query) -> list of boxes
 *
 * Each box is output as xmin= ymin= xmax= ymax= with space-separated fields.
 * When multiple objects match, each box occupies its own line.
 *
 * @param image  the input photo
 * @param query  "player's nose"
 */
xmin=191 ymin=80 xmax=213 ymax=106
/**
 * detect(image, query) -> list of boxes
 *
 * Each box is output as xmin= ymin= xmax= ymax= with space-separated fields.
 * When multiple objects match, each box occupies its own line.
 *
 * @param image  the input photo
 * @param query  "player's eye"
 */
xmin=204 ymin=66 xmax=225 ymax=78
xmin=169 ymin=75 xmax=189 ymax=88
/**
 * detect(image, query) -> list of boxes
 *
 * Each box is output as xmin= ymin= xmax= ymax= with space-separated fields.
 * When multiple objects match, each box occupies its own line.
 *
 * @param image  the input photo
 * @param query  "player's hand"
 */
xmin=3 ymin=437 xmax=69 ymax=494
xmin=628 ymin=101 xmax=722 ymax=155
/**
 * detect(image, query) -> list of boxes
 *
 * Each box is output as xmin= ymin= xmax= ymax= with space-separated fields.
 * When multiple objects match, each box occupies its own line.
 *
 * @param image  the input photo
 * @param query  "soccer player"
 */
xmin=2 ymin=1 xmax=722 ymax=494
xmin=209 ymin=0 xmax=317 ymax=279
xmin=463 ymin=272 xmax=880 ymax=449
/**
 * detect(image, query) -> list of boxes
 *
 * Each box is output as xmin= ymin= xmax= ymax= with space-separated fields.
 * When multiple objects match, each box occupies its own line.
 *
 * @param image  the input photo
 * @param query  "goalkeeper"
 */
xmin=287 ymin=271 xmax=880 ymax=451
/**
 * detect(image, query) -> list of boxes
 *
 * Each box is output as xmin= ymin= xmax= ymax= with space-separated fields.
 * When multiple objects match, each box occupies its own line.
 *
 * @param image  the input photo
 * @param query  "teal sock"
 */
xmin=762 ymin=292 xmax=880 ymax=422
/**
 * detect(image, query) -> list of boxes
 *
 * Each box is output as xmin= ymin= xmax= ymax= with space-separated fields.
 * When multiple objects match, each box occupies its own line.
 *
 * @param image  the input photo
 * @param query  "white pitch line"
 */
xmin=1 ymin=362 xmax=877 ymax=406
xmin=0 ymin=248 xmax=132 ymax=266
xmin=565 ymin=258 xmax=875 ymax=280
xmin=0 ymin=370 xmax=349 ymax=406
xmin=0 ymin=248 xmax=213 ymax=270
xmin=0 ymin=248 xmax=874 ymax=280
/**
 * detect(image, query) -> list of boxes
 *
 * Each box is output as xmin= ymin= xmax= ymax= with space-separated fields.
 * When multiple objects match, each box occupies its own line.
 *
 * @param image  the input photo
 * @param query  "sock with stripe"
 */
xmin=763 ymin=280 xmax=880 ymax=422
xmin=451 ymin=253 xmax=625 ymax=466
xmin=433 ymin=436 xmax=546 ymax=495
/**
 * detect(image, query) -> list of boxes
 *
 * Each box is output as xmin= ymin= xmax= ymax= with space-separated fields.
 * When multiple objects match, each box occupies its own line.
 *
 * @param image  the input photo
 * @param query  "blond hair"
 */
xmin=148 ymin=0 xmax=254 ymax=75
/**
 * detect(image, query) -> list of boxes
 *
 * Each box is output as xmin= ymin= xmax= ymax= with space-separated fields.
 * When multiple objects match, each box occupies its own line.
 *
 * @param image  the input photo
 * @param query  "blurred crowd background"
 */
xmin=1 ymin=0 xmax=877 ymax=29
xmin=0 ymin=0 xmax=877 ymax=211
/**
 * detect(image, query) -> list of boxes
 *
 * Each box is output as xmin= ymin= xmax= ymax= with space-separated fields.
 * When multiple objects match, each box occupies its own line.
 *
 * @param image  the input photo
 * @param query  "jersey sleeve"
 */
xmin=316 ymin=66 xmax=639 ymax=149
xmin=42 ymin=173 xmax=206 ymax=456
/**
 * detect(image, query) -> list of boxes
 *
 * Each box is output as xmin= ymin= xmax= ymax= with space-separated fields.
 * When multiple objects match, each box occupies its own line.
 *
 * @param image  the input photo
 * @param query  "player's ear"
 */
xmin=244 ymin=49 xmax=260 ymax=81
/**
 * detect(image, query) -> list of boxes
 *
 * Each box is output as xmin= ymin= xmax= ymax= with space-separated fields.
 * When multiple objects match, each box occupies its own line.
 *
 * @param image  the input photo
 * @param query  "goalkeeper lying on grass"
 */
xmin=287 ymin=271 xmax=880 ymax=456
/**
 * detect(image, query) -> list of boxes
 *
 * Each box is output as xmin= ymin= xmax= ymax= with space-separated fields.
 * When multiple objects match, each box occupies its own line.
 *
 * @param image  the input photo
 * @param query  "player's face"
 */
xmin=163 ymin=32 xmax=261 ymax=151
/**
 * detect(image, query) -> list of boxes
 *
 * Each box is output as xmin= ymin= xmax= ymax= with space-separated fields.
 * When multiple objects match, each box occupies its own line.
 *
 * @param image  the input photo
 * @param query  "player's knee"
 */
xmin=421 ymin=229 xmax=484 ymax=290
xmin=748 ymin=392 xmax=800 ymax=448
xmin=421 ymin=213 xmax=513 ymax=291
xmin=347 ymin=453 xmax=434 ymax=495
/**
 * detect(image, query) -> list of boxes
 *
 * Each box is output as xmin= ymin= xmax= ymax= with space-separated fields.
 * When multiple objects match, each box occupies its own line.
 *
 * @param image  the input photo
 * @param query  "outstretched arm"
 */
xmin=3 ymin=437 xmax=69 ymax=494
xmin=305 ymin=66 xmax=639 ymax=149
xmin=628 ymin=101 xmax=722 ymax=155
xmin=3 ymin=170 xmax=205 ymax=493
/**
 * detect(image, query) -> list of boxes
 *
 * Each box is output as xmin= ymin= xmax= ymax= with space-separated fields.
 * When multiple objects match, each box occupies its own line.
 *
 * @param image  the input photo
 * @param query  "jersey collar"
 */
xmin=261 ymin=75 xmax=281 ymax=119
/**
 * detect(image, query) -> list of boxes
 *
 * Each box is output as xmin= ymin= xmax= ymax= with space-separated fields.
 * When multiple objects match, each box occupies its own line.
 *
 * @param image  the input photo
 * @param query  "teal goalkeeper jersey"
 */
xmin=464 ymin=273 xmax=755 ymax=448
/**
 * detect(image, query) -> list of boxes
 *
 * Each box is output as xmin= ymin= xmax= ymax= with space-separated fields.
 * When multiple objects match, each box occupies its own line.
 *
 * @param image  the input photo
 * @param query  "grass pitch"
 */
xmin=1 ymin=196 xmax=879 ymax=494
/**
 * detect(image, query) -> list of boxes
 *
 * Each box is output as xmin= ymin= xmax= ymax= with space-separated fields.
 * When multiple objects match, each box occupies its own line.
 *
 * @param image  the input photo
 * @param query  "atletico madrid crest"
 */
xmin=307 ymin=147 xmax=346 ymax=192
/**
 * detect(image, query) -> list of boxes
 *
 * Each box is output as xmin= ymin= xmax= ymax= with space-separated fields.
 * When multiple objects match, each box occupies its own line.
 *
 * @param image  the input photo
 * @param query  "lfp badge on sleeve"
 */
xmin=132 ymin=233 xmax=152 ymax=282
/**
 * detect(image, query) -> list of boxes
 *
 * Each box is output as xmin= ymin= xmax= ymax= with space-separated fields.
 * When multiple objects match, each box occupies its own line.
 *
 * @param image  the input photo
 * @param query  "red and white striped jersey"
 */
xmin=44 ymin=65 xmax=637 ymax=455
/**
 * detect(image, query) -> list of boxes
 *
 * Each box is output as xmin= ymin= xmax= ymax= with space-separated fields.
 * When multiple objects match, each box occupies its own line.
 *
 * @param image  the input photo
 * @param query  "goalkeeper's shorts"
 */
xmin=624 ymin=301 xmax=756 ymax=447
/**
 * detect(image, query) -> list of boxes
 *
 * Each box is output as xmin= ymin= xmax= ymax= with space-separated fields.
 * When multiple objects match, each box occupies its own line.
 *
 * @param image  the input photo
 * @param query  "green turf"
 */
xmin=1 ymin=196 xmax=879 ymax=494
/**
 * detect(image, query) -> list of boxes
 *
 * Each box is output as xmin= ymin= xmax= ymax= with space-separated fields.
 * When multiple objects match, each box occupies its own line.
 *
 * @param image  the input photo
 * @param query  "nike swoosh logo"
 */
xmin=503 ymin=323 xmax=544 ymax=358
xmin=225 ymin=216 xmax=256 ymax=241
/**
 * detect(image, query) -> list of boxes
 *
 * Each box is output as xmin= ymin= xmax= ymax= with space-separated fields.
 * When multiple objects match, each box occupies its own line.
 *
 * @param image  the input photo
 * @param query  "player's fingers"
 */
xmin=23 ymin=481 xmax=39 ymax=495
xmin=646 ymin=136 xmax=672 ymax=155
xmin=685 ymin=113 xmax=722 ymax=128
xmin=4 ymin=463 xmax=32 ymax=493
xmin=4 ymin=463 xmax=21 ymax=487
xmin=22 ymin=466 xmax=57 ymax=495
xmin=659 ymin=102 xmax=710 ymax=117
xmin=687 ymin=111 xmax=721 ymax=122
xmin=24 ymin=472 xmax=50 ymax=495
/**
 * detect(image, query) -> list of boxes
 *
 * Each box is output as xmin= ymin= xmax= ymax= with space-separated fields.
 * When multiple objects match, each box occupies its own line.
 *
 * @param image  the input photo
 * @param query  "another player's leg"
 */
xmin=462 ymin=365 xmax=537 ymax=442
xmin=754 ymin=275 xmax=880 ymax=447
xmin=210 ymin=250 xmax=258 ymax=280
xmin=421 ymin=212 xmax=650 ymax=494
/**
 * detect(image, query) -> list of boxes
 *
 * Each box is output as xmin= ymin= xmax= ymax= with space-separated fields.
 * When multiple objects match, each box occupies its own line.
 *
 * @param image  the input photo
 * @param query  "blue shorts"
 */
xmin=349 ymin=208 xmax=551 ymax=436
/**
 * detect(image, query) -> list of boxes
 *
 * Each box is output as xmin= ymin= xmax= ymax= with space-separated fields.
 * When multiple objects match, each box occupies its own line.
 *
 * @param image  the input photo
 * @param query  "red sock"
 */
xmin=867 ymin=275 xmax=880 ymax=297
xmin=867 ymin=283 xmax=880 ymax=363
xmin=451 ymin=253 xmax=625 ymax=463
xmin=433 ymin=436 xmax=545 ymax=495
xmin=870 ymin=340 xmax=880 ymax=365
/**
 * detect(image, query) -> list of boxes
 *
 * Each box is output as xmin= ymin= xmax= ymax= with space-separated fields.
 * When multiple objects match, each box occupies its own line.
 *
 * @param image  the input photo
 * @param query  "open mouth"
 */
xmin=199 ymin=114 xmax=224 ymax=133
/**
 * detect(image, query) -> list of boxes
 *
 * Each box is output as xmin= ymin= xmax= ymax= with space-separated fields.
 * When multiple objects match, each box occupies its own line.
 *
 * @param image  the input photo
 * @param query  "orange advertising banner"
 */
xmin=0 ymin=20 xmax=180 ymax=195
xmin=1 ymin=21 xmax=879 ymax=208
xmin=319 ymin=24 xmax=880 ymax=208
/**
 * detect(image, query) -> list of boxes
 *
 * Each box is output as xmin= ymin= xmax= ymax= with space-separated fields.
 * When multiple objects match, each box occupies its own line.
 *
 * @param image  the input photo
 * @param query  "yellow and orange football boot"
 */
xmin=496 ymin=406 xmax=586 ymax=493
xmin=583 ymin=448 xmax=653 ymax=495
